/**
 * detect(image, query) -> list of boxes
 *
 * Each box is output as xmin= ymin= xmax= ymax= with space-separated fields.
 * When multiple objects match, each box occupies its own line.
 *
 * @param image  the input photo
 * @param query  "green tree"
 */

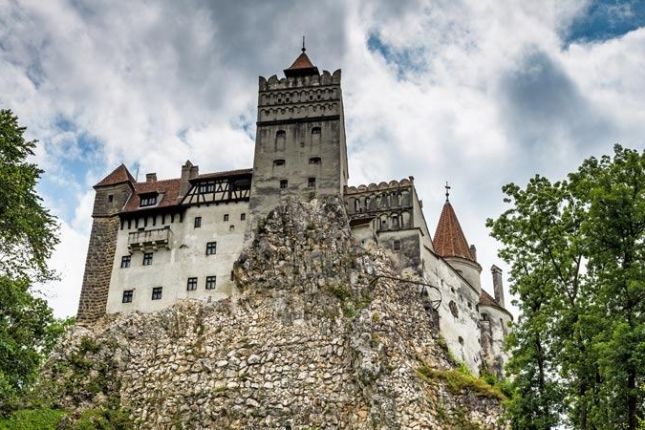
xmin=0 ymin=109 xmax=63 ymax=413
xmin=488 ymin=145 xmax=644 ymax=430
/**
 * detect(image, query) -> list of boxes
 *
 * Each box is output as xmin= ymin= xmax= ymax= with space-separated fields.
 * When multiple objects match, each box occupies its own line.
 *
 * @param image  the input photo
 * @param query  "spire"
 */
xmin=433 ymin=198 xmax=475 ymax=261
xmin=284 ymin=37 xmax=319 ymax=78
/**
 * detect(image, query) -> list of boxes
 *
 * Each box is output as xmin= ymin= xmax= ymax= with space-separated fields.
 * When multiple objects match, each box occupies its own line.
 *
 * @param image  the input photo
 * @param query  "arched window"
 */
xmin=391 ymin=214 xmax=400 ymax=229
xmin=275 ymin=130 xmax=286 ymax=151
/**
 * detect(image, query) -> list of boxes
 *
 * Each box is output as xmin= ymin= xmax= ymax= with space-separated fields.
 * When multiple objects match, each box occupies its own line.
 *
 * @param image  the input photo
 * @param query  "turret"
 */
xmin=433 ymin=188 xmax=482 ymax=292
xmin=249 ymin=41 xmax=348 ymax=223
xmin=77 ymin=164 xmax=135 ymax=323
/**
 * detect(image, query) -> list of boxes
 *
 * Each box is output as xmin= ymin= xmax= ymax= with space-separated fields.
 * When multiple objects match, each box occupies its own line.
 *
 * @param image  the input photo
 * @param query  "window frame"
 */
xmin=186 ymin=277 xmax=198 ymax=291
xmin=151 ymin=287 xmax=162 ymax=300
xmin=139 ymin=193 xmax=158 ymax=207
xmin=194 ymin=216 xmax=202 ymax=228
xmin=120 ymin=255 xmax=131 ymax=268
xmin=206 ymin=241 xmax=217 ymax=255
xmin=280 ymin=179 xmax=288 ymax=189
xmin=205 ymin=275 xmax=217 ymax=290
xmin=122 ymin=289 xmax=134 ymax=303
xmin=142 ymin=252 xmax=153 ymax=266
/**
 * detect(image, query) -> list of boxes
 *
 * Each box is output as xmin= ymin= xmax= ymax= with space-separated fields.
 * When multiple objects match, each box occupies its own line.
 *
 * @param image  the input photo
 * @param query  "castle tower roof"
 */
xmin=284 ymin=38 xmax=319 ymax=78
xmin=94 ymin=164 xmax=135 ymax=188
xmin=433 ymin=200 xmax=475 ymax=262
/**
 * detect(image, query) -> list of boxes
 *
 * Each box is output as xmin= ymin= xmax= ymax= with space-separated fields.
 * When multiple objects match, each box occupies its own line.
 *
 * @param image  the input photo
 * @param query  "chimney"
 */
xmin=491 ymin=265 xmax=505 ymax=308
xmin=146 ymin=173 xmax=157 ymax=182
xmin=180 ymin=160 xmax=198 ymax=196
xmin=469 ymin=244 xmax=477 ymax=261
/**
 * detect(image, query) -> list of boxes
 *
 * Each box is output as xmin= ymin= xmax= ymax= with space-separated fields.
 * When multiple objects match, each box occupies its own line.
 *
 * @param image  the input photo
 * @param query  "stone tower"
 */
xmin=76 ymin=164 xmax=134 ymax=322
xmin=249 ymin=46 xmax=349 ymax=222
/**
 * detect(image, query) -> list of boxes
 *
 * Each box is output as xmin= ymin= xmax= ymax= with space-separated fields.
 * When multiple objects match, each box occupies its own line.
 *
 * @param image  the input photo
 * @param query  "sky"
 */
xmin=1 ymin=0 xmax=644 ymax=318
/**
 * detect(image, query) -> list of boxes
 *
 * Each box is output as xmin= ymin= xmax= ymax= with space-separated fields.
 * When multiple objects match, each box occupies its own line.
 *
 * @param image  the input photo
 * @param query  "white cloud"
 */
xmin=1 ymin=0 xmax=644 ymax=318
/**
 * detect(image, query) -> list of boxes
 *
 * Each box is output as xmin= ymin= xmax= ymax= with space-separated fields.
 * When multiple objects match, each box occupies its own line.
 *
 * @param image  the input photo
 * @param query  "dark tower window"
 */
xmin=108 ymin=194 xmax=114 ymax=203
xmin=122 ymin=290 xmax=133 ymax=303
xmin=206 ymin=241 xmax=217 ymax=255
xmin=280 ymin=180 xmax=288 ymax=189
xmin=393 ymin=240 xmax=401 ymax=251
xmin=311 ymin=127 xmax=321 ymax=135
xmin=275 ymin=130 xmax=286 ymax=151
xmin=309 ymin=157 xmax=321 ymax=165
xmin=194 ymin=217 xmax=202 ymax=228
xmin=311 ymin=127 xmax=321 ymax=146
xmin=223 ymin=214 xmax=229 ymax=222
xmin=120 ymin=255 xmax=131 ymax=268
xmin=205 ymin=276 xmax=217 ymax=290
xmin=240 ymin=213 xmax=246 ymax=221
xmin=273 ymin=159 xmax=285 ymax=167
xmin=187 ymin=277 xmax=197 ymax=291
xmin=308 ymin=177 xmax=316 ymax=188
xmin=142 ymin=253 xmax=153 ymax=266
xmin=151 ymin=287 xmax=162 ymax=300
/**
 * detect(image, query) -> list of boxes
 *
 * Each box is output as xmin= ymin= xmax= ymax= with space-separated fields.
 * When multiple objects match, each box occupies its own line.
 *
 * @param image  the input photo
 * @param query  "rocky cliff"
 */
xmin=44 ymin=197 xmax=507 ymax=429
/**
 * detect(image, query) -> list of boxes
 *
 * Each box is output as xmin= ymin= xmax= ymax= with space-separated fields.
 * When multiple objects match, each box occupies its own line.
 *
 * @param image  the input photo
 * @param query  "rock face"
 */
xmin=46 ymin=197 xmax=507 ymax=429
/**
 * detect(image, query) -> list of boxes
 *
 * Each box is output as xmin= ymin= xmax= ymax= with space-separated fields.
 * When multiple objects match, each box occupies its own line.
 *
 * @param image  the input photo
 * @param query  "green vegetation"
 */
xmin=0 ymin=408 xmax=64 ymax=430
xmin=488 ymin=145 xmax=644 ymax=429
xmin=416 ymin=364 xmax=507 ymax=401
xmin=0 ymin=109 xmax=69 ymax=414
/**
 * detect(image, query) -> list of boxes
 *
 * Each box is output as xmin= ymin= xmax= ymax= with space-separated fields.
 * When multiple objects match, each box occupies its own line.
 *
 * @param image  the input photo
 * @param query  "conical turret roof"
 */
xmin=433 ymin=200 xmax=475 ymax=261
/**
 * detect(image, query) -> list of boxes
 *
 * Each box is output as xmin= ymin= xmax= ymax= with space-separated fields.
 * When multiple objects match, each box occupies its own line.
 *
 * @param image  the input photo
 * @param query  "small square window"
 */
xmin=205 ymin=276 xmax=216 ymax=290
xmin=186 ymin=277 xmax=197 ymax=291
xmin=280 ymin=180 xmax=288 ymax=189
xmin=120 ymin=255 xmax=131 ymax=268
xmin=309 ymin=157 xmax=321 ymax=165
xmin=240 ymin=213 xmax=246 ymax=221
xmin=194 ymin=217 xmax=202 ymax=228
xmin=393 ymin=240 xmax=401 ymax=251
xmin=151 ymin=287 xmax=162 ymax=300
xmin=108 ymin=194 xmax=114 ymax=203
xmin=223 ymin=214 xmax=229 ymax=222
xmin=273 ymin=159 xmax=285 ymax=167
xmin=122 ymin=290 xmax=133 ymax=303
xmin=206 ymin=241 xmax=217 ymax=255
xmin=308 ymin=177 xmax=316 ymax=188
xmin=143 ymin=252 xmax=153 ymax=266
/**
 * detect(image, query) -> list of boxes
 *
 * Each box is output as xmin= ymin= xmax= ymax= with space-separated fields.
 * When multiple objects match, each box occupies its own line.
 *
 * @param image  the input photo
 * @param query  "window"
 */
xmin=393 ymin=240 xmax=401 ymax=251
xmin=308 ymin=177 xmax=316 ymax=188
xmin=448 ymin=300 xmax=459 ymax=318
xmin=139 ymin=194 xmax=157 ymax=207
xmin=205 ymin=276 xmax=216 ymax=290
xmin=311 ymin=127 xmax=321 ymax=135
xmin=194 ymin=217 xmax=202 ymax=228
xmin=280 ymin=180 xmax=288 ymax=189
xmin=275 ymin=130 xmax=286 ymax=151
xmin=120 ymin=255 xmax=131 ymax=268
xmin=223 ymin=214 xmax=229 ymax=222
xmin=143 ymin=253 xmax=153 ymax=266
xmin=187 ymin=277 xmax=197 ymax=291
xmin=199 ymin=182 xmax=215 ymax=193
xmin=309 ymin=157 xmax=321 ymax=165
xmin=206 ymin=241 xmax=217 ymax=255
xmin=122 ymin=290 xmax=133 ymax=303
xmin=108 ymin=194 xmax=114 ymax=203
xmin=273 ymin=159 xmax=285 ymax=167
xmin=240 ymin=213 xmax=246 ymax=221
xmin=151 ymin=287 xmax=162 ymax=300
xmin=230 ymin=271 xmax=234 ymax=281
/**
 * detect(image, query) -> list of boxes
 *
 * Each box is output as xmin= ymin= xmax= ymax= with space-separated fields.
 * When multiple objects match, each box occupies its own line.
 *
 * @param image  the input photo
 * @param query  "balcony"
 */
xmin=128 ymin=227 xmax=172 ymax=252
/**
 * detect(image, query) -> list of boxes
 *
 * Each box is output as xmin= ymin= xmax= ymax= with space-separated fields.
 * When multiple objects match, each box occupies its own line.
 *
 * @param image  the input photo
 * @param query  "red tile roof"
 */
xmin=94 ymin=164 xmax=135 ymax=188
xmin=284 ymin=51 xmax=319 ymax=77
xmin=479 ymin=289 xmax=499 ymax=307
xmin=433 ymin=201 xmax=475 ymax=261
xmin=122 ymin=179 xmax=182 ymax=213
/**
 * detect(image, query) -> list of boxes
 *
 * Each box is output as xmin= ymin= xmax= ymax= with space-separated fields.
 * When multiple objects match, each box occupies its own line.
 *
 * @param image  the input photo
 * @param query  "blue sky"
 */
xmin=1 ymin=0 xmax=644 ymax=317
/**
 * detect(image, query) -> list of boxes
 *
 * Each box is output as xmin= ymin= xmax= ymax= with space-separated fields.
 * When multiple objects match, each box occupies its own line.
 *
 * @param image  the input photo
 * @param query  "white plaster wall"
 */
xmin=480 ymin=304 xmax=512 ymax=373
xmin=106 ymin=202 xmax=249 ymax=314
xmin=419 ymin=241 xmax=483 ymax=374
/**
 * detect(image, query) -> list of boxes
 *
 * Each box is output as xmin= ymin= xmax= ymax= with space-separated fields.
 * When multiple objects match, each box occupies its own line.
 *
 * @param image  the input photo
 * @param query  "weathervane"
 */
xmin=302 ymin=35 xmax=306 ymax=53
xmin=445 ymin=181 xmax=451 ymax=201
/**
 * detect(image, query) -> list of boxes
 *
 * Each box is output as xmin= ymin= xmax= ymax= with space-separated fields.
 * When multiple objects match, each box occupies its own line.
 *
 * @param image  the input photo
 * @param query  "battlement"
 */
xmin=258 ymin=69 xmax=341 ymax=92
xmin=345 ymin=178 xmax=414 ymax=195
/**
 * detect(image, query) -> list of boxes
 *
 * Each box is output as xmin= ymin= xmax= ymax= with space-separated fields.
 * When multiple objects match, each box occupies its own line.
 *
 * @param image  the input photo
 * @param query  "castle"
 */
xmin=77 ymin=46 xmax=512 ymax=376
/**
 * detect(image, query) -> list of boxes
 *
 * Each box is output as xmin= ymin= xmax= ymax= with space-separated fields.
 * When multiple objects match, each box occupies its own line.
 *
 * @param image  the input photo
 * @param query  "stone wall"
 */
xmin=76 ymin=216 xmax=120 ymax=322
xmin=51 ymin=197 xmax=507 ymax=429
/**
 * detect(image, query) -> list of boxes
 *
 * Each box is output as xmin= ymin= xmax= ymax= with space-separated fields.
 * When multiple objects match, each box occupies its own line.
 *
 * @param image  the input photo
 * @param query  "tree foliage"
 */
xmin=0 ymin=109 xmax=67 ymax=414
xmin=0 ymin=109 xmax=58 ymax=281
xmin=488 ymin=145 xmax=644 ymax=430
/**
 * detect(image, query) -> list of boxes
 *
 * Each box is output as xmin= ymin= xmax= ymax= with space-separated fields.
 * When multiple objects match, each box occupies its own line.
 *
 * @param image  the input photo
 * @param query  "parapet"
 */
xmin=345 ymin=177 xmax=414 ymax=195
xmin=259 ymin=69 xmax=341 ymax=91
